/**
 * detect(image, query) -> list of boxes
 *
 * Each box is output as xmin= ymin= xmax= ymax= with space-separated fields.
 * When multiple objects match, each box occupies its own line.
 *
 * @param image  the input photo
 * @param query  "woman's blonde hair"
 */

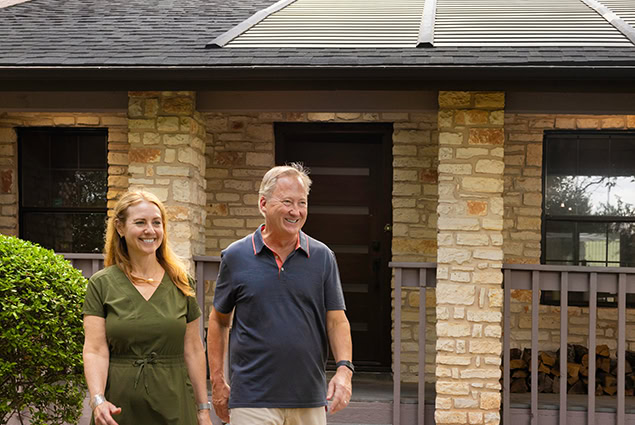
xmin=104 ymin=190 xmax=194 ymax=297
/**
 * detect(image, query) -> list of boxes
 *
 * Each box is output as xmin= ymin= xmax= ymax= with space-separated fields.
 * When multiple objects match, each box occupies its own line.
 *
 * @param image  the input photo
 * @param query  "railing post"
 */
xmin=588 ymin=273 xmax=597 ymax=425
xmin=393 ymin=267 xmax=402 ymax=425
xmin=559 ymin=272 xmax=568 ymax=425
xmin=618 ymin=274 xmax=626 ymax=425
xmin=503 ymin=269 xmax=511 ymax=425
xmin=531 ymin=271 xmax=539 ymax=425
xmin=418 ymin=269 xmax=426 ymax=425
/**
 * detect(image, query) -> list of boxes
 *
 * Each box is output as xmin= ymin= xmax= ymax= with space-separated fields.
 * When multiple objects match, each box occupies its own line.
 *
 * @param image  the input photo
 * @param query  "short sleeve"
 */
xmin=213 ymin=253 xmax=236 ymax=314
xmin=83 ymin=277 xmax=106 ymax=318
xmin=185 ymin=276 xmax=202 ymax=323
xmin=324 ymin=250 xmax=346 ymax=311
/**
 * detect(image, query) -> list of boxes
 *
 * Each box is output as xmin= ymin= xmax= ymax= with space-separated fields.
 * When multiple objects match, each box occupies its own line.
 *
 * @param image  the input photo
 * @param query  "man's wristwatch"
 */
xmin=198 ymin=402 xmax=212 ymax=410
xmin=336 ymin=360 xmax=355 ymax=374
xmin=89 ymin=394 xmax=106 ymax=411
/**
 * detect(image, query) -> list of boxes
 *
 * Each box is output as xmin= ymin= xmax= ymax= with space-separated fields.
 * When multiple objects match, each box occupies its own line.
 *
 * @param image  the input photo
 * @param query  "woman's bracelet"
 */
xmin=89 ymin=394 xmax=106 ymax=411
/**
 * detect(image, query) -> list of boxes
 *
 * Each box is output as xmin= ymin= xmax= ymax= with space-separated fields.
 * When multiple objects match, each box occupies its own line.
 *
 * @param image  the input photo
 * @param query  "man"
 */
xmin=207 ymin=164 xmax=353 ymax=425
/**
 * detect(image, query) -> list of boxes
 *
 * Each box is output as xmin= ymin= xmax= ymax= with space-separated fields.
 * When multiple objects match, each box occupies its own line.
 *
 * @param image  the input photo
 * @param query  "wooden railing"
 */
xmin=61 ymin=253 xmax=221 ymax=342
xmin=391 ymin=262 xmax=635 ymax=425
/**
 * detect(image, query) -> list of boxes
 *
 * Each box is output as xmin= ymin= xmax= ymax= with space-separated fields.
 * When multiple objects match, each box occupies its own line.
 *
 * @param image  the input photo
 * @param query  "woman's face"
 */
xmin=117 ymin=200 xmax=164 ymax=259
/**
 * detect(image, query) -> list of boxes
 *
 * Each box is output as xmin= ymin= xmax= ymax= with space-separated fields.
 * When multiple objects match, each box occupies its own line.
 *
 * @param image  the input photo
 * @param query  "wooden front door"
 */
xmin=275 ymin=123 xmax=393 ymax=370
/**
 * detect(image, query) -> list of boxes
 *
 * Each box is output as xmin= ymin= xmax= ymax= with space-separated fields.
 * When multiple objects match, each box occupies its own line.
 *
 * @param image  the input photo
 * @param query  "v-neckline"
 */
xmin=122 ymin=268 xmax=166 ymax=302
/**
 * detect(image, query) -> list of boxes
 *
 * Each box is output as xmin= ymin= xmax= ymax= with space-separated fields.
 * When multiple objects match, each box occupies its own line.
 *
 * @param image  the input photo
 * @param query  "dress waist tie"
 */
xmin=133 ymin=352 xmax=157 ymax=393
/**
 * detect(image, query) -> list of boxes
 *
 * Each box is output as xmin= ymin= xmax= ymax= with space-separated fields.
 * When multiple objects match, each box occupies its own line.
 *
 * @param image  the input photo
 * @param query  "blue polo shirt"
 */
xmin=213 ymin=225 xmax=346 ymax=408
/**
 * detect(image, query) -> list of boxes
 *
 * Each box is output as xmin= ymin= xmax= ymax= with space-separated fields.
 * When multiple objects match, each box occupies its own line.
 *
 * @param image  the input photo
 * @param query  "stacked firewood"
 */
xmin=508 ymin=344 xmax=635 ymax=395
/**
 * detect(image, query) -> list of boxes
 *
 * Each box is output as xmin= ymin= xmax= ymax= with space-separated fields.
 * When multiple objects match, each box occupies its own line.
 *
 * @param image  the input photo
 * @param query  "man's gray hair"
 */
xmin=258 ymin=163 xmax=312 ymax=200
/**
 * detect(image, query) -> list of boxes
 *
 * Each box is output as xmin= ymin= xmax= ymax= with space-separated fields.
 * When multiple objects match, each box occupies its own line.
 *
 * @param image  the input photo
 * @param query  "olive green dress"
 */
xmin=83 ymin=265 xmax=201 ymax=425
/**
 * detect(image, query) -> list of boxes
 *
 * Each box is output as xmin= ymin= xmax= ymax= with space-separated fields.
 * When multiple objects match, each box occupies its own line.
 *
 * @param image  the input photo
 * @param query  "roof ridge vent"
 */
xmin=0 ymin=0 xmax=33 ymax=8
xmin=207 ymin=0 xmax=298 ymax=48
xmin=580 ymin=0 xmax=635 ymax=45
xmin=417 ymin=0 xmax=437 ymax=47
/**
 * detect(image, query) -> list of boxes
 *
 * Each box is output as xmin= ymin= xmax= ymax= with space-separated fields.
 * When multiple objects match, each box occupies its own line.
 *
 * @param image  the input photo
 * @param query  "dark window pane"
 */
xmin=51 ymin=133 xmax=78 ymax=169
xmin=545 ymin=220 xmax=575 ymax=263
xmin=51 ymin=170 xmax=80 ymax=207
xmin=614 ymin=222 xmax=635 ymax=267
xmin=78 ymin=171 xmax=108 ymax=207
xmin=546 ymin=136 xmax=576 ymax=176
xmin=611 ymin=135 xmax=635 ymax=177
xmin=545 ymin=176 xmax=595 ymax=216
xmin=578 ymin=136 xmax=609 ymax=177
xmin=79 ymin=134 xmax=107 ymax=168
xmin=22 ymin=212 xmax=106 ymax=253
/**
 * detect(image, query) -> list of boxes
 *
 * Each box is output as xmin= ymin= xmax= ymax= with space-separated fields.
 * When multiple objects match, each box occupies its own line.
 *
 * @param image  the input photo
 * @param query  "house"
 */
xmin=2 ymin=0 xmax=635 ymax=423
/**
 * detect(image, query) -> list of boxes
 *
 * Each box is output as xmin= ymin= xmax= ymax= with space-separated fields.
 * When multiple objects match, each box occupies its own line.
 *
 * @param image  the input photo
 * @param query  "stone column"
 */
xmin=127 ymin=91 xmax=207 ymax=264
xmin=435 ymin=91 xmax=505 ymax=425
xmin=0 ymin=127 xmax=18 ymax=236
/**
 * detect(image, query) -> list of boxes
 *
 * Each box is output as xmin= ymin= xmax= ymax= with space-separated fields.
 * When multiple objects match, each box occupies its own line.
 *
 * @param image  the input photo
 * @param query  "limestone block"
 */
xmin=393 ymin=169 xmax=419 ymax=181
xmin=436 ymin=283 xmax=476 ymax=305
xmin=108 ymin=152 xmax=129 ymax=166
xmin=129 ymin=119 xmax=156 ymax=130
xmin=473 ymin=249 xmax=503 ymax=261
xmin=488 ymin=288 xmax=503 ymax=308
xmin=450 ymin=271 xmax=471 ymax=282
xmin=437 ymin=380 xmax=471 ymax=395
xmin=489 ymin=110 xmax=504 ymax=125
xmin=393 ymin=238 xmax=436 ymax=255
xmin=307 ymin=113 xmax=335 ymax=121
xmin=475 ymin=159 xmax=504 ymax=174
xmin=455 ymin=233 xmax=489 ymax=246
xmin=439 ymin=91 xmax=472 ymax=108
xmin=394 ymin=129 xmax=429 ymax=144
xmin=161 ymin=96 xmax=194 ymax=115
xmin=482 ymin=218 xmax=503 ymax=231
xmin=439 ymin=163 xmax=473 ymax=175
xmin=467 ymin=311 xmax=502 ymax=323
xmin=474 ymin=92 xmax=505 ymax=108
xmin=485 ymin=412 xmax=500 ymax=425
xmin=484 ymin=325 xmax=502 ymax=338
xmin=437 ymin=322 xmax=471 ymax=337
xmin=0 ymin=142 xmax=20 ymax=158
xmin=140 ymin=133 xmax=159 ymax=145
xmin=77 ymin=116 xmax=100 ymax=125
xmin=517 ymin=216 xmax=541 ymax=230
xmin=156 ymin=166 xmax=190 ymax=177
xmin=129 ymin=148 xmax=161 ymax=163
xmin=393 ymin=183 xmax=422 ymax=196
xmin=555 ymin=117 xmax=576 ymax=128
xmin=472 ymin=270 xmax=503 ymax=284
xmin=468 ymin=129 xmax=504 ymax=146
xmin=437 ymin=217 xmax=480 ymax=231
xmin=436 ymin=396 xmax=453 ymax=409
xmin=454 ymin=397 xmax=479 ymax=409
xmin=628 ymin=115 xmax=635 ymax=128
xmin=469 ymin=340 xmax=502 ymax=354
xmin=438 ymin=110 xmax=454 ymax=128
xmin=462 ymin=177 xmax=503 ymax=193
xmin=576 ymin=118 xmax=600 ymax=129
xmin=439 ymin=132 xmax=464 ymax=145
xmin=438 ymin=247 xmax=472 ymax=264
xmin=381 ymin=112 xmax=409 ymax=121
xmin=480 ymin=392 xmax=501 ymax=410
xmin=439 ymin=147 xmax=454 ymax=160
xmin=0 ymin=128 xmax=18 ymax=142
xmin=455 ymin=147 xmax=488 ymax=159
xmin=436 ymin=339 xmax=456 ymax=352
xmin=393 ymin=144 xmax=417 ymax=156
xmin=469 ymin=412 xmax=484 ymax=424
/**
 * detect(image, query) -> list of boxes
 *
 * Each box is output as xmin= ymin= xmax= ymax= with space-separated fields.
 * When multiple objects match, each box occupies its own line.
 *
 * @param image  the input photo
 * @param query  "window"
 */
xmin=18 ymin=128 xmax=108 ymax=253
xmin=542 ymin=131 xmax=635 ymax=306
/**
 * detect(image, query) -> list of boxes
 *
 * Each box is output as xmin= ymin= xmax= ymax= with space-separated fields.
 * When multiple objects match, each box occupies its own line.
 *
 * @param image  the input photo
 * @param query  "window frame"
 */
xmin=541 ymin=130 xmax=635 ymax=307
xmin=17 ymin=127 xmax=108 ymax=253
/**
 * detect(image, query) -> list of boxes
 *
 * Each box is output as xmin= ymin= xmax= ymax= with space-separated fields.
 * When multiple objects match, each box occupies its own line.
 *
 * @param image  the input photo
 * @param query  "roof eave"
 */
xmin=1 ymin=65 xmax=634 ymax=91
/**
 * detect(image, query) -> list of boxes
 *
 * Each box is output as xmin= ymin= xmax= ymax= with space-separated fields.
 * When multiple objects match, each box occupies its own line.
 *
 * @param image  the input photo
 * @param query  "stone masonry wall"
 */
xmin=127 ymin=92 xmax=207 ymax=263
xmin=436 ymin=91 xmax=505 ymax=425
xmin=504 ymin=113 xmax=635 ymax=354
xmin=203 ymin=111 xmax=439 ymax=381
xmin=0 ymin=112 xmax=128 ymax=236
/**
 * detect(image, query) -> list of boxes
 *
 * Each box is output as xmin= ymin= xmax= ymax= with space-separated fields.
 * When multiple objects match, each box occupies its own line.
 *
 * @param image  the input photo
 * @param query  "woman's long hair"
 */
xmin=104 ymin=190 xmax=195 ymax=297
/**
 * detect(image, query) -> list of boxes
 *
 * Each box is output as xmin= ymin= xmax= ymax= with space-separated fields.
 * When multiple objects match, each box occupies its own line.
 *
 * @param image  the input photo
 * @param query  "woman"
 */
xmin=83 ymin=190 xmax=213 ymax=425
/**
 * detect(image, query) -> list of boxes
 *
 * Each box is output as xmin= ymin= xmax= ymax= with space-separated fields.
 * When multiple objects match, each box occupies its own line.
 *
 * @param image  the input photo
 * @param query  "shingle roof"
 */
xmin=0 ymin=0 xmax=634 ymax=73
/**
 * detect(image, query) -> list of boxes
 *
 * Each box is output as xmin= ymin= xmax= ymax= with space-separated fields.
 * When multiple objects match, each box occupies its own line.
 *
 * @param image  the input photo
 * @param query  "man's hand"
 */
xmin=326 ymin=367 xmax=352 ymax=414
xmin=211 ymin=380 xmax=231 ymax=423
xmin=93 ymin=401 xmax=122 ymax=425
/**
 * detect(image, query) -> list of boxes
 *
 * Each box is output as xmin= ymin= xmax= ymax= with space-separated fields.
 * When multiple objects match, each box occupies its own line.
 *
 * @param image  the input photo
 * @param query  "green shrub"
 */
xmin=0 ymin=235 xmax=87 ymax=425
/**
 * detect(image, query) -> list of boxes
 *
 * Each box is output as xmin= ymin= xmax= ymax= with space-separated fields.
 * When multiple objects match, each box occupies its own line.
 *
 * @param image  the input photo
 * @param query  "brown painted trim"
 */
xmin=581 ymin=0 xmax=635 ymax=46
xmin=417 ymin=0 xmax=436 ymax=48
xmin=0 ymin=91 xmax=127 ymax=112
xmin=206 ymin=0 xmax=298 ymax=48
xmin=507 ymin=91 xmax=635 ymax=114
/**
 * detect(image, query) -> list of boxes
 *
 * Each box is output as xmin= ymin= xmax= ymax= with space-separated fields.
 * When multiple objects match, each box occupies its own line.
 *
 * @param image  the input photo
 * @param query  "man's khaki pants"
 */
xmin=230 ymin=407 xmax=326 ymax=425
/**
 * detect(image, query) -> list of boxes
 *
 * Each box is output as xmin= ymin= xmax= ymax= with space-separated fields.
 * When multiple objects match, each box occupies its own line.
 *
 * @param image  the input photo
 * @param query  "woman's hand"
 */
xmin=197 ymin=409 xmax=214 ymax=425
xmin=93 ymin=401 xmax=122 ymax=425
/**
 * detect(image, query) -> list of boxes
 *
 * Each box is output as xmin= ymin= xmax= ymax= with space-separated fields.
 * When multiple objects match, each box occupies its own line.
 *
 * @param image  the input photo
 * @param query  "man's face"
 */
xmin=260 ymin=175 xmax=308 ymax=239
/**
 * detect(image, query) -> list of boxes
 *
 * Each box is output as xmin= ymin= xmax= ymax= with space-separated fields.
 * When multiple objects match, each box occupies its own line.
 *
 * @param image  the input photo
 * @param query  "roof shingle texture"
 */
xmin=1 ymin=0 xmax=635 ymax=68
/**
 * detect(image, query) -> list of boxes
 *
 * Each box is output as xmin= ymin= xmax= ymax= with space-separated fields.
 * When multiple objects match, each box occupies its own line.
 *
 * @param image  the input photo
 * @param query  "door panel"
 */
xmin=276 ymin=123 xmax=393 ymax=370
